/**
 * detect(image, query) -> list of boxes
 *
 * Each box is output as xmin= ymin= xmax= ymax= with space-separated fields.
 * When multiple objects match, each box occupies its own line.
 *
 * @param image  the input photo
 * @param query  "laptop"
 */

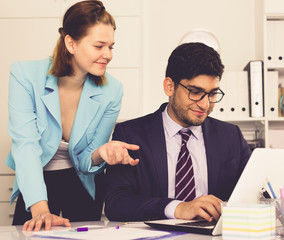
xmin=145 ymin=148 xmax=284 ymax=235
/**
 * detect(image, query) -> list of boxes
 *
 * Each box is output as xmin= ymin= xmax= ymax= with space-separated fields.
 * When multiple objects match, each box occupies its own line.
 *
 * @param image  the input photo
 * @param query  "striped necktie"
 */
xmin=175 ymin=128 xmax=196 ymax=201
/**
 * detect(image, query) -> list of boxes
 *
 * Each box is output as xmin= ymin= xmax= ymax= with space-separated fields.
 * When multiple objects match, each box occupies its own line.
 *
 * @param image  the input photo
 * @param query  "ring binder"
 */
xmin=244 ymin=61 xmax=264 ymax=117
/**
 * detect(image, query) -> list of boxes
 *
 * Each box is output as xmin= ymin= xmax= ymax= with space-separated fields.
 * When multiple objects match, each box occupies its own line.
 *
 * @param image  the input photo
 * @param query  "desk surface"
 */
xmin=0 ymin=221 xmax=224 ymax=240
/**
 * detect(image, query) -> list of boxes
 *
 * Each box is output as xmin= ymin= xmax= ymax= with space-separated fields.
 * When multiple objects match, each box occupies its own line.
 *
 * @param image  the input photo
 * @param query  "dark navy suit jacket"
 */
xmin=105 ymin=103 xmax=251 ymax=221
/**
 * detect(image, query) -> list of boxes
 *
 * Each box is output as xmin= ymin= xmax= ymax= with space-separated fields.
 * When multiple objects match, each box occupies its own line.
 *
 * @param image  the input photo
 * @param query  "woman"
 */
xmin=6 ymin=0 xmax=139 ymax=231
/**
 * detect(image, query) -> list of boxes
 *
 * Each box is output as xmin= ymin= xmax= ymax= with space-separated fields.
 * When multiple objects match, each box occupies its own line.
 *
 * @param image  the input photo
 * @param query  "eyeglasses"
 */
xmin=178 ymin=82 xmax=225 ymax=103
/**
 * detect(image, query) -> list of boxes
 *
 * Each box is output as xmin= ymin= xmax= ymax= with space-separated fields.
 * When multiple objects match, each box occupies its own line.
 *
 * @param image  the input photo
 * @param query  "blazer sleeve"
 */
xmin=77 ymin=80 xmax=123 ymax=174
xmin=7 ymin=62 xmax=47 ymax=210
xmin=105 ymin=123 xmax=173 ymax=221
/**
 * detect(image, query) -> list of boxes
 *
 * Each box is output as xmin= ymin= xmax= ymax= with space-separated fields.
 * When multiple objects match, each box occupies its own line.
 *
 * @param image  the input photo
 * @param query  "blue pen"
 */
xmin=266 ymin=178 xmax=277 ymax=199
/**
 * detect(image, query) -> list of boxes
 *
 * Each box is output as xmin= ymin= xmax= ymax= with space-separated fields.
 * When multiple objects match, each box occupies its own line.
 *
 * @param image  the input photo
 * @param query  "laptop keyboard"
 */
xmin=177 ymin=220 xmax=217 ymax=228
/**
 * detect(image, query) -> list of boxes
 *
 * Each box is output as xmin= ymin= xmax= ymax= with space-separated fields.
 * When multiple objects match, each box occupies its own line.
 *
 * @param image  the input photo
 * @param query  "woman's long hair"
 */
xmin=49 ymin=0 xmax=116 ymax=85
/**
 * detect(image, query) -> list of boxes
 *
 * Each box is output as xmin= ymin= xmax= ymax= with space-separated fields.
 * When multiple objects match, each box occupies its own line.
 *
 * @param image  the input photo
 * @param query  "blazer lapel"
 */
xmin=69 ymin=76 xmax=102 ymax=147
xmin=202 ymin=118 xmax=222 ymax=195
xmin=41 ymin=74 xmax=61 ymax=127
xmin=145 ymin=103 xmax=169 ymax=197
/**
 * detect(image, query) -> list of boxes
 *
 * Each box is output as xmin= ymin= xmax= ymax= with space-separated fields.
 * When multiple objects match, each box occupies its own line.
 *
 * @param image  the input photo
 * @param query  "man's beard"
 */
xmin=170 ymin=92 xmax=211 ymax=126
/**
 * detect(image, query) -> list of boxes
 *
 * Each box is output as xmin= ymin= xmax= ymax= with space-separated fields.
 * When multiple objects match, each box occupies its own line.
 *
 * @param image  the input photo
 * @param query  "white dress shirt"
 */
xmin=43 ymin=140 xmax=73 ymax=171
xmin=162 ymin=106 xmax=208 ymax=218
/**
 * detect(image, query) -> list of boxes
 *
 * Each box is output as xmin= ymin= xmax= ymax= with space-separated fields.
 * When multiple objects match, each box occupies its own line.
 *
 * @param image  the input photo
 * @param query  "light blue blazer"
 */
xmin=5 ymin=58 xmax=123 ymax=210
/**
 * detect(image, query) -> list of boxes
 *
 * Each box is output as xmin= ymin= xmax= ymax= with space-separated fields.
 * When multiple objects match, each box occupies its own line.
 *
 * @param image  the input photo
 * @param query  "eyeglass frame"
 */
xmin=177 ymin=82 xmax=225 ymax=103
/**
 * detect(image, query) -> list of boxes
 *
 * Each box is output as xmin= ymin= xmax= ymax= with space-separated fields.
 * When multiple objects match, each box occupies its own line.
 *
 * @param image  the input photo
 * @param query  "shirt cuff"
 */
xmin=164 ymin=200 xmax=183 ymax=219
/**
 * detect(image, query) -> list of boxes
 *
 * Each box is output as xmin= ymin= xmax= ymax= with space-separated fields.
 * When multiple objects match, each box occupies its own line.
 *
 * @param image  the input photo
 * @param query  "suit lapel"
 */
xmin=145 ymin=103 xmax=169 ymax=197
xmin=69 ymin=76 xmax=102 ymax=147
xmin=202 ymin=118 xmax=221 ymax=195
xmin=41 ymin=74 xmax=61 ymax=127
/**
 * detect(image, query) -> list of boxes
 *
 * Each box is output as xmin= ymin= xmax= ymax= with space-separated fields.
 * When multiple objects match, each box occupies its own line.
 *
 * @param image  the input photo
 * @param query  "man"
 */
xmin=105 ymin=42 xmax=251 ymax=222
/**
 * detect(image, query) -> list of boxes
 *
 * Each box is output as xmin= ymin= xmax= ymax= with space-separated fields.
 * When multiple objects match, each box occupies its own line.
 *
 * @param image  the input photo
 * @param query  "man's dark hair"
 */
xmin=166 ymin=42 xmax=224 ymax=85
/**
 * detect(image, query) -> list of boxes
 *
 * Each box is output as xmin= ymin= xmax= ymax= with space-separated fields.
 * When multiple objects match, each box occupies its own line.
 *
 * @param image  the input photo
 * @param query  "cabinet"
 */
xmin=263 ymin=1 xmax=284 ymax=149
xmin=0 ymin=0 xmax=142 ymax=225
xmin=210 ymin=0 xmax=284 ymax=150
xmin=0 ymin=176 xmax=16 ymax=226
xmin=259 ymin=2 xmax=284 ymax=149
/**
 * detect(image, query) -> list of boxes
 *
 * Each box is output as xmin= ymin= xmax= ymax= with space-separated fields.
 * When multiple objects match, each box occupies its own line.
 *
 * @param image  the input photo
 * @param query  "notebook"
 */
xmin=145 ymin=148 xmax=284 ymax=235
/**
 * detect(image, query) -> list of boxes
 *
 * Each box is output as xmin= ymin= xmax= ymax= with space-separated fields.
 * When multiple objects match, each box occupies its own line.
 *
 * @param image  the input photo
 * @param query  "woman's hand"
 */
xmin=22 ymin=213 xmax=71 ymax=231
xmin=22 ymin=200 xmax=71 ymax=231
xmin=92 ymin=140 xmax=140 ymax=166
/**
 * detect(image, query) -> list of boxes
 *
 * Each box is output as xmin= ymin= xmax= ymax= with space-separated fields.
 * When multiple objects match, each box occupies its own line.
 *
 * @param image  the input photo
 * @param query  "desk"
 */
xmin=0 ymin=221 xmax=223 ymax=240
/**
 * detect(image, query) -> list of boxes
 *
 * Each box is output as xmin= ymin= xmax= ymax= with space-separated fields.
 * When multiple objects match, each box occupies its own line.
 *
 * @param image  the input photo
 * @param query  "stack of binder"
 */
xmin=211 ymin=71 xmax=249 ymax=120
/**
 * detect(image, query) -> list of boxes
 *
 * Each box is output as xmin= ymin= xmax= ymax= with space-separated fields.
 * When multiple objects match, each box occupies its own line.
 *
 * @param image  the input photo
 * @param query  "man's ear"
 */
xmin=64 ymin=35 xmax=76 ymax=54
xmin=163 ymin=77 xmax=175 ymax=97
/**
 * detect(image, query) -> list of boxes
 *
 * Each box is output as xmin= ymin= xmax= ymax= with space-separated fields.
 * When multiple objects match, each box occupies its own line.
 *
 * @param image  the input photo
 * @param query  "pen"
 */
xmin=280 ymin=187 xmax=284 ymax=199
xmin=70 ymin=226 xmax=102 ymax=232
xmin=266 ymin=178 xmax=277 ymax=199
xmin=70 ymin=226 xmax=119 ymax=232
xmin=75 ymin=227 xmax=88 ymax=232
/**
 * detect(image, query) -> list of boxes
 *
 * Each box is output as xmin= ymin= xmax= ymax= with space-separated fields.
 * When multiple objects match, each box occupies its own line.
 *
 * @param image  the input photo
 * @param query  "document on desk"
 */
xmin=33 ymin=225 xmax=172 ymax=240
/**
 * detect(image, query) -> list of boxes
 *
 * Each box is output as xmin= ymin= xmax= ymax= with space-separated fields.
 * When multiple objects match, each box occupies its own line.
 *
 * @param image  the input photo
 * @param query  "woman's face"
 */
xmin=70 ymin=23 xmax=115 ymax=77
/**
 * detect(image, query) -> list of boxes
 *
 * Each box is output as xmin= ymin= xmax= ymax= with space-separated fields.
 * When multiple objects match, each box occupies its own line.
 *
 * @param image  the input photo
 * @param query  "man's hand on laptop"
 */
xmin=174 ymin=195 xmax=223 ymax=221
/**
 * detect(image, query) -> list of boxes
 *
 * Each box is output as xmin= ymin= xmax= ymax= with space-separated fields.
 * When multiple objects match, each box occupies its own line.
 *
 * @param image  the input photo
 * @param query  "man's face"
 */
xmin=166 ymin=75 xmax=220 ymax=127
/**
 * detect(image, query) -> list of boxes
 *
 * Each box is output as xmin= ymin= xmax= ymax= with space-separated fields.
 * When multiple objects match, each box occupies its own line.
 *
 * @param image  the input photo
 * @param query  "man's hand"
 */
xmin=174 ymin=195 xmax=223 ymax=221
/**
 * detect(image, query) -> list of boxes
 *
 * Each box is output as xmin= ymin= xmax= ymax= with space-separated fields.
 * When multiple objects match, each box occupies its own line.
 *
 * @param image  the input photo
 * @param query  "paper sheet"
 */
xmin=33 ymin=225 xmax=171 ymax=240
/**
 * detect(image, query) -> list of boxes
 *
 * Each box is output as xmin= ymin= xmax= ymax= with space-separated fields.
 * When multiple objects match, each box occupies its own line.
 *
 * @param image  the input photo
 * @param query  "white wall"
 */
xmin=142 ymin=0 xmax=261 ymax=114
xmin=0 ymin=0 xmax=262 ymax=166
